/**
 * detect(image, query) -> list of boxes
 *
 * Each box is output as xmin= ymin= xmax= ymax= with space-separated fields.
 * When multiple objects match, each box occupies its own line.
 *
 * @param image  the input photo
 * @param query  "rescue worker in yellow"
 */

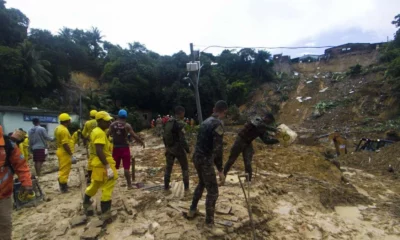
xmin=83 ymin=111 xmax=117 ymax=220
xmin=55 ymin=113 xmax=76 ymax=193
xmin=19 ymin=131 xmax=29 ymax=161
xmin=82 ymin=110 xmax=98 ymax=183
xmin=72 ymin=129 xmax=82 ymax=146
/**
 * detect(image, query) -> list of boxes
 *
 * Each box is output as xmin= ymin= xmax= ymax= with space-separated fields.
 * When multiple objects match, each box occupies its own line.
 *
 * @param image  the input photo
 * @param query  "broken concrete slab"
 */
xmin=53 ymin=224 xmax=69 ymax=236
xmin=165 ymin=232 xmax=181 ymax=240
xmin=216 ymin=204 xmax=231 ymax=214
xmin=85 ymin=219 xmax=104 ymax=230
xmin=70 ymin=215 xmax=87 ymax=227
xmin=122 ymin=197 xmax=133 ymax=215
xmin=80 ymin=227 xmax=102 ymax=240
xmin=132 ymin=224 xmax=149 ymax=235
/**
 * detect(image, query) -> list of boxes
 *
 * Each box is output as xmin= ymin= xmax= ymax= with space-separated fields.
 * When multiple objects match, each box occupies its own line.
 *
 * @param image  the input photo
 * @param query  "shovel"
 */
xmin=238 ymin=174 xmax=256 ymax=240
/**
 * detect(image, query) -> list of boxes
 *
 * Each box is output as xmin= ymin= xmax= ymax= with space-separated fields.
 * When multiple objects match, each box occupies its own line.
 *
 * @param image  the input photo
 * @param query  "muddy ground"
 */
xmin=10 ymin=129 xmax=400 ymax=240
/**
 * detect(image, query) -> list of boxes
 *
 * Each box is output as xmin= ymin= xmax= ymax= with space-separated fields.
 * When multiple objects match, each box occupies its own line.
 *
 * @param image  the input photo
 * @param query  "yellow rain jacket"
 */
xmin=54 ymin=125 xmax=73 ymax=184
xmin=85 ymin=127 xmax=117 ymax=201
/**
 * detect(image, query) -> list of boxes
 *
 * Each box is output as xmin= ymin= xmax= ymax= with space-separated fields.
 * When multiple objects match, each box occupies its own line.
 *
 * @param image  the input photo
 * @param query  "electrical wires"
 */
xmin=195 ymin=45 xmax=335 ymax=53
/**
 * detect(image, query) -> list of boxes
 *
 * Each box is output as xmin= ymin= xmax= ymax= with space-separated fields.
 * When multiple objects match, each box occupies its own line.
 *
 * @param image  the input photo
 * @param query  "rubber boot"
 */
xmin=182 ymin=170 xmax=189 ymax=191
xmin=58 ymin=179 xmax=68 ymax=193
xmin=100 ymin=201 xmax=112 ymax=222
xmin=83 ymin=194 xmax=94 ymax=216
xmin=164 ymin=174 xmax=171 ymax=190
xmin=87 ymin=170 xmax=92 ymax=185
xmin=187 ymin=208 xmax=198 ymax=219
xmin=124 ymin=170 xmax=133 ymax=189
xmin=61 ymin=183 xmax=68 ymax=193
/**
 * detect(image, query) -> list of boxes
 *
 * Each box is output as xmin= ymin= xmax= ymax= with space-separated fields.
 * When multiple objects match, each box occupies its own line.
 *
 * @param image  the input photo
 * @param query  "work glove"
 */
xmin=106 ymin=165 xmax=114 ymax=179
xmin=71 ymin=156 xmax=77 ymax=164
xmin=18 ymin=186 xmax=35 ymax=202
xmin=218 ymin=171 xmax=225 ymax=186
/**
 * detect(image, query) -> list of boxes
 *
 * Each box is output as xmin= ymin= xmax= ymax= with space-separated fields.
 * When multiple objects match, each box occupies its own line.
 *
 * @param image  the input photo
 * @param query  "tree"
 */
xmin=0 ymin=2 xmax=29 ymax=46
xmin=19 ymin=40 xmax=52 ymax=88
xmin=392 ymin=14 xmax=400 ymax=48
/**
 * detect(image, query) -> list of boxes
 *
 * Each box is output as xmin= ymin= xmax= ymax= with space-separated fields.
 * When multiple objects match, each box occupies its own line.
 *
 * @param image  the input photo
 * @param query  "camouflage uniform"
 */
xmin=223 ymin=117 xmax=279 ymax=181
xmin=163 ymin=117 xmax=190 ymax=190
xmin=190 ymin=114 xmax=224 ymax=225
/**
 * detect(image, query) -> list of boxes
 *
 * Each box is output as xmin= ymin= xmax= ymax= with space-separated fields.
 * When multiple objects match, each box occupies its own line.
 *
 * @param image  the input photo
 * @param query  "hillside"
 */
xmin=242 ymin=48 xmax=400 ymax=145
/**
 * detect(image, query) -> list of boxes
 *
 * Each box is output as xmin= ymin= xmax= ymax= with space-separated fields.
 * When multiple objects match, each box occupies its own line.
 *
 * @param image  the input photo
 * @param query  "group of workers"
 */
xmin=161 ymin=101 xmax=280 ymax=232
xmin=0 ymin=100 xmax=282 ymax=238
xmin=0 ymin=108 xmax=146 ymax=239
xmin=153 ymin=115 xmax=196 ymax=137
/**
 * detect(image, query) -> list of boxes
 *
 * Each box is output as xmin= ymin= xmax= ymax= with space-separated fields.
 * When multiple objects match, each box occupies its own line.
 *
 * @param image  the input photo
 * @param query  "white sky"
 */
xmin=6 ymin=0 xmax=400 ymax=57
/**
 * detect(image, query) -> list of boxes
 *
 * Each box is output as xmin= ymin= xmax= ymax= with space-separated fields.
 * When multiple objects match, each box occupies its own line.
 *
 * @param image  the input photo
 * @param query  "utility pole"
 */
xmin=190 ymin=43 xmax=203 ymax=123
xmin=79 ymin=93 xmax=83 ymax=128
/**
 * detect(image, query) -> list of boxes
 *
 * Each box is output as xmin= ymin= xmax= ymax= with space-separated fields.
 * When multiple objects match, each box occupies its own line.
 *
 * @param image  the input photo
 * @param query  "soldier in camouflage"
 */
xmin=223 ymin=112 xmax=279 ymax=182
xmin=163 ymin=106 xmax=190 ymax=190
xmin=188 ymin=100 xmax=228 ymax=226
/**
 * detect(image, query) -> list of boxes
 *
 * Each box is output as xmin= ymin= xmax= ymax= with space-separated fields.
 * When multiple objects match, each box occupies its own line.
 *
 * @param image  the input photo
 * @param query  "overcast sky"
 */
xmin=6 ymin=0 xmax=400 ymax=57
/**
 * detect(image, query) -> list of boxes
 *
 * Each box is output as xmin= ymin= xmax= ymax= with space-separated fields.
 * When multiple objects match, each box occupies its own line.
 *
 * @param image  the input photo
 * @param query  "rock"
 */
xmin=70 ymin=215 xmax=87 ymax=227
xmin=85 ymin=219 xmax=104 ymax=230
xmin=132 ymin=224 xmax=148 ymax=235
xmin=54 ymin=224 xmax=69 ymax=236
xmin=149 ymin=222 xmax=160 ymax=234
xmin=81 ymin=227 xmax=102 ymax=240
xmin=312 ymin=109 xmax=322 ymax=119
xmin=165 ymin=233 xmax=181 ymax=240
xmin=144 ymin=232 xmax=155 ymax=240
xmin=307 ymin=224 xmax=314 ymax=231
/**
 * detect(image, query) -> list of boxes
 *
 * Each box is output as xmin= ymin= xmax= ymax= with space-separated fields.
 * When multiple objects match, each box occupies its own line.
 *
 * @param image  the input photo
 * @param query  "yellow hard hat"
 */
xmin=95 ymin=111 xmax=112 ymax=121
xmin=59 ymin=113 xmax=71 ymax=122
xmin=90 ymin=110 xmax=98 ymax=117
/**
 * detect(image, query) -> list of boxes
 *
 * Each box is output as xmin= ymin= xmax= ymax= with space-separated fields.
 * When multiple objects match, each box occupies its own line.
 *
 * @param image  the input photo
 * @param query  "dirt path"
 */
xmin=11 ymin=130 xmax=400 ymax=240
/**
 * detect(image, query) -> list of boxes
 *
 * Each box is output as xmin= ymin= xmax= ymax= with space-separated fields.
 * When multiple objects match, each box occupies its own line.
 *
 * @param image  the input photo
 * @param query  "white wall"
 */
xmin=1 ymin=112 xmax=79 ymax=137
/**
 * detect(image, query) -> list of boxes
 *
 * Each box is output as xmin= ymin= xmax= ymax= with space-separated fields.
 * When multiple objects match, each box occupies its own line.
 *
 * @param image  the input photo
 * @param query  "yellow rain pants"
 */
xmin=85 ymin=166 xmax=118 ymax=201
xmin=56 ymin=148 xmax=72 ymax=184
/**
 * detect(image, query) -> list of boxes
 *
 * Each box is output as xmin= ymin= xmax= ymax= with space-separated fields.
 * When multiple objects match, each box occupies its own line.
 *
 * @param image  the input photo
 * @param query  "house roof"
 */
xmin=0 ymin=106 xmax=59 ymax=115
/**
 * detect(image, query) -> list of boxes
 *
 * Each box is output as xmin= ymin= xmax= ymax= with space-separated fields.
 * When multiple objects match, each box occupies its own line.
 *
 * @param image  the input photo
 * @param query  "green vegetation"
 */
xmin=0 ymin=1 xmax=276 ymax=121
xmin=314 ymin=101 xmax=337 ymax=112
xmin=359 ymin=118 xmax=400 ymax=132
xmin=380 ymin=14 xmax=400 ymax=100
xmin=347 ymin=64 xmax=362 ymax=76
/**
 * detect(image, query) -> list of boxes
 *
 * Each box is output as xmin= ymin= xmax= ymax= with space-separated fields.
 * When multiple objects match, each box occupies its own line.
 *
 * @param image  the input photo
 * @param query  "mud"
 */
xmin=9 ymin=129 xmax=400 ymax=240
xmin=340 ymin=142 xmax=400 ymax=174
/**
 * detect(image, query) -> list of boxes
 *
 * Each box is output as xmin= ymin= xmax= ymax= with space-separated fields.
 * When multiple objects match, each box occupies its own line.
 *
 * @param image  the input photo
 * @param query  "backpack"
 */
xmin=2 ymin=136 xmax=15 ymax=173
xmin=163 ymin=119 xmax=179 ymax=147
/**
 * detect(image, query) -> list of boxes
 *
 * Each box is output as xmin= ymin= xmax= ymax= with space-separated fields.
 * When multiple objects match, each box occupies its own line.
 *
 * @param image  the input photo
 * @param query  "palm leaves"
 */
xmin=19 ymin=40 xmax=52 ymax=87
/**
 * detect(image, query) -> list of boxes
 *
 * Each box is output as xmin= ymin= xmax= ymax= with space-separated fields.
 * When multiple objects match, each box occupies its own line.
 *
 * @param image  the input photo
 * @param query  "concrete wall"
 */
xmin=0 ymin=112 xmax=79 ymax=137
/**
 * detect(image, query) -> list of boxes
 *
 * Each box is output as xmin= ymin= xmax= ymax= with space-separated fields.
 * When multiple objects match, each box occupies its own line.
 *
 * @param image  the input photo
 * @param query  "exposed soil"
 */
xmin=11 ymin=129 xmax=400 ymax=240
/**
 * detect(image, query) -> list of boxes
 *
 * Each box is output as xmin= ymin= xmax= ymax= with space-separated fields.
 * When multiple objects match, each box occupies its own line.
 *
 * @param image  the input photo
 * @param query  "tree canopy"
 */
xmin=0 ymin=1 xmax=278 ymax=121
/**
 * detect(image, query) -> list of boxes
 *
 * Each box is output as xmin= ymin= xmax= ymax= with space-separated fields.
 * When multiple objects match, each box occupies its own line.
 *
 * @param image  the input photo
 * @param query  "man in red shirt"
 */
xmin=108 ymin=110 xmax=145 ymax=189
xmin=0 ymin=125 xmax=33 ymax=240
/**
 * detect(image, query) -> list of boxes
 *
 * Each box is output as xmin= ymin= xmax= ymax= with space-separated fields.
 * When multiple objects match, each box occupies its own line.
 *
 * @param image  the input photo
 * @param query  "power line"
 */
xmin=195 ymin=45 xmax=335 ymax=53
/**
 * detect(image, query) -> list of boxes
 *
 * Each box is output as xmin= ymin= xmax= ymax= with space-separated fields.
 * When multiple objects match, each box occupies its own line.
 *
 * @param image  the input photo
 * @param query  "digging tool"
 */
xmin=131 ymin=156 xmax=135 ymax=182
xmin=238 ymin=174 xmax=256 ymax=240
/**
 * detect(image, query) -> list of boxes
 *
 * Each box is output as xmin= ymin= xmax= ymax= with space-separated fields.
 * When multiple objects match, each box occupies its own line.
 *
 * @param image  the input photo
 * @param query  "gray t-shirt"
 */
xmin=28 ymin=126 xmax=53 ymax=151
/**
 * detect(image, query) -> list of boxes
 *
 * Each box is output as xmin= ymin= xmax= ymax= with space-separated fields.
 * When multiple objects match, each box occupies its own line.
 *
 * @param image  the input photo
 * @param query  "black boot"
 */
xmin=87 ymin=170 xmax=92 ymax=185
xmin=100 ymin=201 xmax=112 ymax=221
xmin=58 ymin=179 xmax=68 ymax=193
xmin=83 ymin=194 xmax=94 ymax=216
xmin=183 ymin=170 xmax=189 ymax=191
xmin=61 ymin=183 xmax=68 ymax=193
xmin=164 ymin=174 xmax=171 ymax=190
